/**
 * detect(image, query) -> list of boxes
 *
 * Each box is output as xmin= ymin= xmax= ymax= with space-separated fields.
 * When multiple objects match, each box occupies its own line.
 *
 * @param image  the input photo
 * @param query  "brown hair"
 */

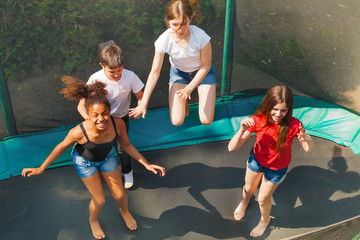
xmin=99 ymin=44 xmax=124 ymax=68
xmin=164 ymin=0 xmax=201 ymax=28
xmin=253 ymin=85 xmax=294 ymax=152
xmin=60 ymin=76 xmax=110 ymax=113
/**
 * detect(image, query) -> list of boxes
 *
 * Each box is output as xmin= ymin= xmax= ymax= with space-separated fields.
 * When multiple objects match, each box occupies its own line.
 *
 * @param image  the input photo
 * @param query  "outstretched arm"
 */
xmin=114 ymin=117 xmax=165 ymax=176
xmin=176 ymin=42 xmax=212 ymax=100
xmin=22 ymin=127 xmax=80 ymax=177
xmin=228 ymin=117 xmax=254 ymax=152
xmin=129 ymin=51 xmax=165 ymax=119
xmin=297 ymin=123 xmax=313 ymax=152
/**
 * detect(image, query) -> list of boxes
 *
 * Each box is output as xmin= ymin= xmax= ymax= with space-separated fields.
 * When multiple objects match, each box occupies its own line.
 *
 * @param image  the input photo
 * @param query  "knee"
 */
xmin=112 ymin=191 xmax=127 ymax=203
xmin=171 ymin=118 xmax=184 ymax=127
xmin=93 ymin=197 xmax=106 ymax=207
xmin=199 ymin=113 xmax=213 ymax=125
xmin=257 ymin=195 xmax=271 ymax=206
xmin=200 ymin=118 xmax=213 ymax=125
xmin=243 ymin=184 xmax=256 ymax=195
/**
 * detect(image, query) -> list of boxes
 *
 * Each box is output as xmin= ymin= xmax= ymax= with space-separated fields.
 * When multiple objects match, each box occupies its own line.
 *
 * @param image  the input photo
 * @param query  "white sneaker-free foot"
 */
xmin=124 ymin=170 xmax=134 ymax=189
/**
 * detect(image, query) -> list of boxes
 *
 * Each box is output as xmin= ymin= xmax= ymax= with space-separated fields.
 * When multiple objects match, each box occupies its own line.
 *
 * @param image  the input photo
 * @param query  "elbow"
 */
xmin=228 ymin=144 xmax=235 ymax=152
xmin=149 ymin=70 xmax=160 ymax=79
xmin=121 ymin=143 xmax=131 ymax=153
xmin=303 ymin=143 xmax=312 ymax=153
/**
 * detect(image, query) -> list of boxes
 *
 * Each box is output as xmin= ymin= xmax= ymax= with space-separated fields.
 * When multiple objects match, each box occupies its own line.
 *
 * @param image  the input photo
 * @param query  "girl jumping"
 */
xmin=129 ymin=0 xmax=216 ymax=126
xmin=22 ymin=76 xmax=165 ymax=239
xmin=228 ymin=85 xmax=313 ymax=237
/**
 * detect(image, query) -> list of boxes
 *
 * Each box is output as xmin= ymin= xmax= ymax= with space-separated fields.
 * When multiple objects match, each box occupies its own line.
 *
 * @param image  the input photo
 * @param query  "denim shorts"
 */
xmin=247 ymin=148 xmax=288 ymax=184
xmin=169 ymin=64 xmax=216 ymax=86
xmin=72 ymin=148 xmax=118 ymax=178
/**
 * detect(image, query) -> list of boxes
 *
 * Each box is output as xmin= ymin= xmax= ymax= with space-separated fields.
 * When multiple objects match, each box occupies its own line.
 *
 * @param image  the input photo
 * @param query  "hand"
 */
xmin=129 ymin=104 xmax=147 ymax=119
xmin=176 ymin=88 xmax=192 ymax=100
xmin=22 ymin=167 xmax=43 ymax=177
xmin=240 ymin=117 xmax=255 ymax=132
xmin=145 ymin=164 xmax=166 ymax=177
xmin=297 ymin=123 xmax=312 ymax=142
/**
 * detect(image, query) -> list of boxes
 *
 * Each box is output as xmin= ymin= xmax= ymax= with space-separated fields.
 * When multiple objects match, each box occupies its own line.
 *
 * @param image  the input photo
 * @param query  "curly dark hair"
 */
xmin=60 ymin=76 xmax=110 ymax=113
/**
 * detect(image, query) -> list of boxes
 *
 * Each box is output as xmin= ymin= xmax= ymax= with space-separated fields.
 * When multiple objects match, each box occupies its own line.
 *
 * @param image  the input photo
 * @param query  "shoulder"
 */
xmin=190 ymin=25 xmax=207 ymax=34
xmin=155 ymin=28 xmax=172 ymax=44
xmin=190 ymin=25 xmax=210 ymax=42
xmin=67 ymin=124 xmax=84 ymax=142
xmin=89 ymin=69 xmax=107 ymax=83
xmin=112 ymin=116 xmax=125 ymax=133
xmin=289 ymin=117 xmax=302 ymax=134
xmin=122 ymin=69 xmax=137 ymax=78
xmin=158 ymin=28 xmax=172 ymax=39
xmin=155 ymin=28 xmax=172 ymax=51
xmin=122 ymin=69 xmax=143 ymax=84
xmin=252 ymin=114 xmax=266 ymax=123
xmin=112 ymin=116 xmax=125 ymax=128
xmin=247 ymin=114 xmax=266 ymax=133
xmin=290 ymin=117 xmax=301 ymax=127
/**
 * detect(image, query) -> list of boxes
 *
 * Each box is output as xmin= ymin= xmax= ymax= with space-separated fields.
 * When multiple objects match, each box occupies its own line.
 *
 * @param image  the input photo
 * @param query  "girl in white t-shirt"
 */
xmin=129 ymin=0 xmax=216 ymax=126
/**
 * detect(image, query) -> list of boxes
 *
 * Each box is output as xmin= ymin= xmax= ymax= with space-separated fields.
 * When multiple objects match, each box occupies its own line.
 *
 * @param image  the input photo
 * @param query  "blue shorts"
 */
xmin=72 ymin=148 xmax=118 ymax=178
xmin=247 ymin=148 xmax=288 ymax=184
xmin=169 ymin=64 xmax=216 ymax=86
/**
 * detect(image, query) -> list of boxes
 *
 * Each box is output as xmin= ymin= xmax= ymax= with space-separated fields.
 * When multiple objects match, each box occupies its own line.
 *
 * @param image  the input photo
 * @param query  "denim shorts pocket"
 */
xmin=72 ymin=152 xmax=91 ymax=167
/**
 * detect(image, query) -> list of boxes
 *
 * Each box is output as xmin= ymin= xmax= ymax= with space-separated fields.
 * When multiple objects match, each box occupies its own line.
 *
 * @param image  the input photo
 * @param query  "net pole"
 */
xmin=0 ymin=67 xmax=17 ymax=136
xmin=221 ymin=0 xmax=235 ymax=97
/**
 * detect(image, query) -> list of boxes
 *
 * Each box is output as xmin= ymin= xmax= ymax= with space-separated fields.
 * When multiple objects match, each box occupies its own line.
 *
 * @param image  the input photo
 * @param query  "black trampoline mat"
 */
xmin=1 ymin=136 xmax=360 ymax=240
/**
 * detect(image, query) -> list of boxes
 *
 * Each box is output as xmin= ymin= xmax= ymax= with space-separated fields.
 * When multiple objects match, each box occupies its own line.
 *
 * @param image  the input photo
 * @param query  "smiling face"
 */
xmin=101 ymin=64 xmax=123 ymax=82
xmin=168 ymin=16 xmax=191 ymax=38
xmin=270 ymin=102 xmax=289 ymax=124
xmin=88 ymin=103 xmax=111 ymax=131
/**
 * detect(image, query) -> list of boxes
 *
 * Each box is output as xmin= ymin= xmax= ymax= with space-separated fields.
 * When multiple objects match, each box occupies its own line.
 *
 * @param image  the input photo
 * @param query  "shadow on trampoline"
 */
xmin=131 ymin=205 xmax=270 ymax=240
xmin=132 ymin=162 xmax=246 ymax=212
xmin=272 ymin=146 xmax=360 ymax=229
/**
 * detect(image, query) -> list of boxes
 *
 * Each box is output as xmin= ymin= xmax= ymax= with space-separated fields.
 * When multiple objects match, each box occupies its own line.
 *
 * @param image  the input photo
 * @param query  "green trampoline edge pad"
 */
xmin=1 ymin=94 xmax=360 ymax=180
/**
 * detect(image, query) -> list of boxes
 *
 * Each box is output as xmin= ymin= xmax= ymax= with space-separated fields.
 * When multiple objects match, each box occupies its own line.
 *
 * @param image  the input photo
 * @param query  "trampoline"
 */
xmin=1 ymin=135 xmax=360 ymax=240
xmin=1 ymin=1 xmax=360 ymax=239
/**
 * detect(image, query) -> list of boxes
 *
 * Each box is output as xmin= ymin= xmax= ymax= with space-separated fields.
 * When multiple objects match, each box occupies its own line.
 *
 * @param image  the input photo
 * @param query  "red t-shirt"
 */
xmin=247 ymin=114 xmax=302 ymax=170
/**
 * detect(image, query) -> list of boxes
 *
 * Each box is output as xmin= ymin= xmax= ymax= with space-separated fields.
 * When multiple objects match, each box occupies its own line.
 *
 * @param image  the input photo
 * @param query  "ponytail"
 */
xmin=60 ymin=76 xmax=110 ymax=112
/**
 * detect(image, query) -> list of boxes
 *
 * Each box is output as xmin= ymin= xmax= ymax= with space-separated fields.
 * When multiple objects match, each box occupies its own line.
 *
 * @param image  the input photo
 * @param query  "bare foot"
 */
xmin=89 ymin=219 xmax=105 ymax=239
xmin=250 ymin=219 xmax=271 ymax=237
xmin=119 ymin=208 xmax=137 ymax=230
xmin=234 ymin=201 xmax=248 ymax=221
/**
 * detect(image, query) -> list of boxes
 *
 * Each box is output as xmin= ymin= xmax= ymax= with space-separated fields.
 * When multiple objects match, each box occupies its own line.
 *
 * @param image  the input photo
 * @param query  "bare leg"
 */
xmin=102 ymin=168 xmax=137 ymax=230
xmin=197 ymin=84 xmax=216 ymax=125
xmin=80 ymin=171 xmax=106 ymax=239
xmin=234 ymin=168 xmax=263 ymax=221
xmin=250 ymin=176 xmax=279 ymax=237
xmin=185 ymin=100 xmax=190 ymax=116
xmin=169 ymin=83 xmax=187 ymax=126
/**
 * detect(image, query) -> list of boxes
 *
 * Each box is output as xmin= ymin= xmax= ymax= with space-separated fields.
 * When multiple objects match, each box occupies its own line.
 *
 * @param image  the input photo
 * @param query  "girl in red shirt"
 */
xmin=228 ymin=85 xmax=313 ymax=237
